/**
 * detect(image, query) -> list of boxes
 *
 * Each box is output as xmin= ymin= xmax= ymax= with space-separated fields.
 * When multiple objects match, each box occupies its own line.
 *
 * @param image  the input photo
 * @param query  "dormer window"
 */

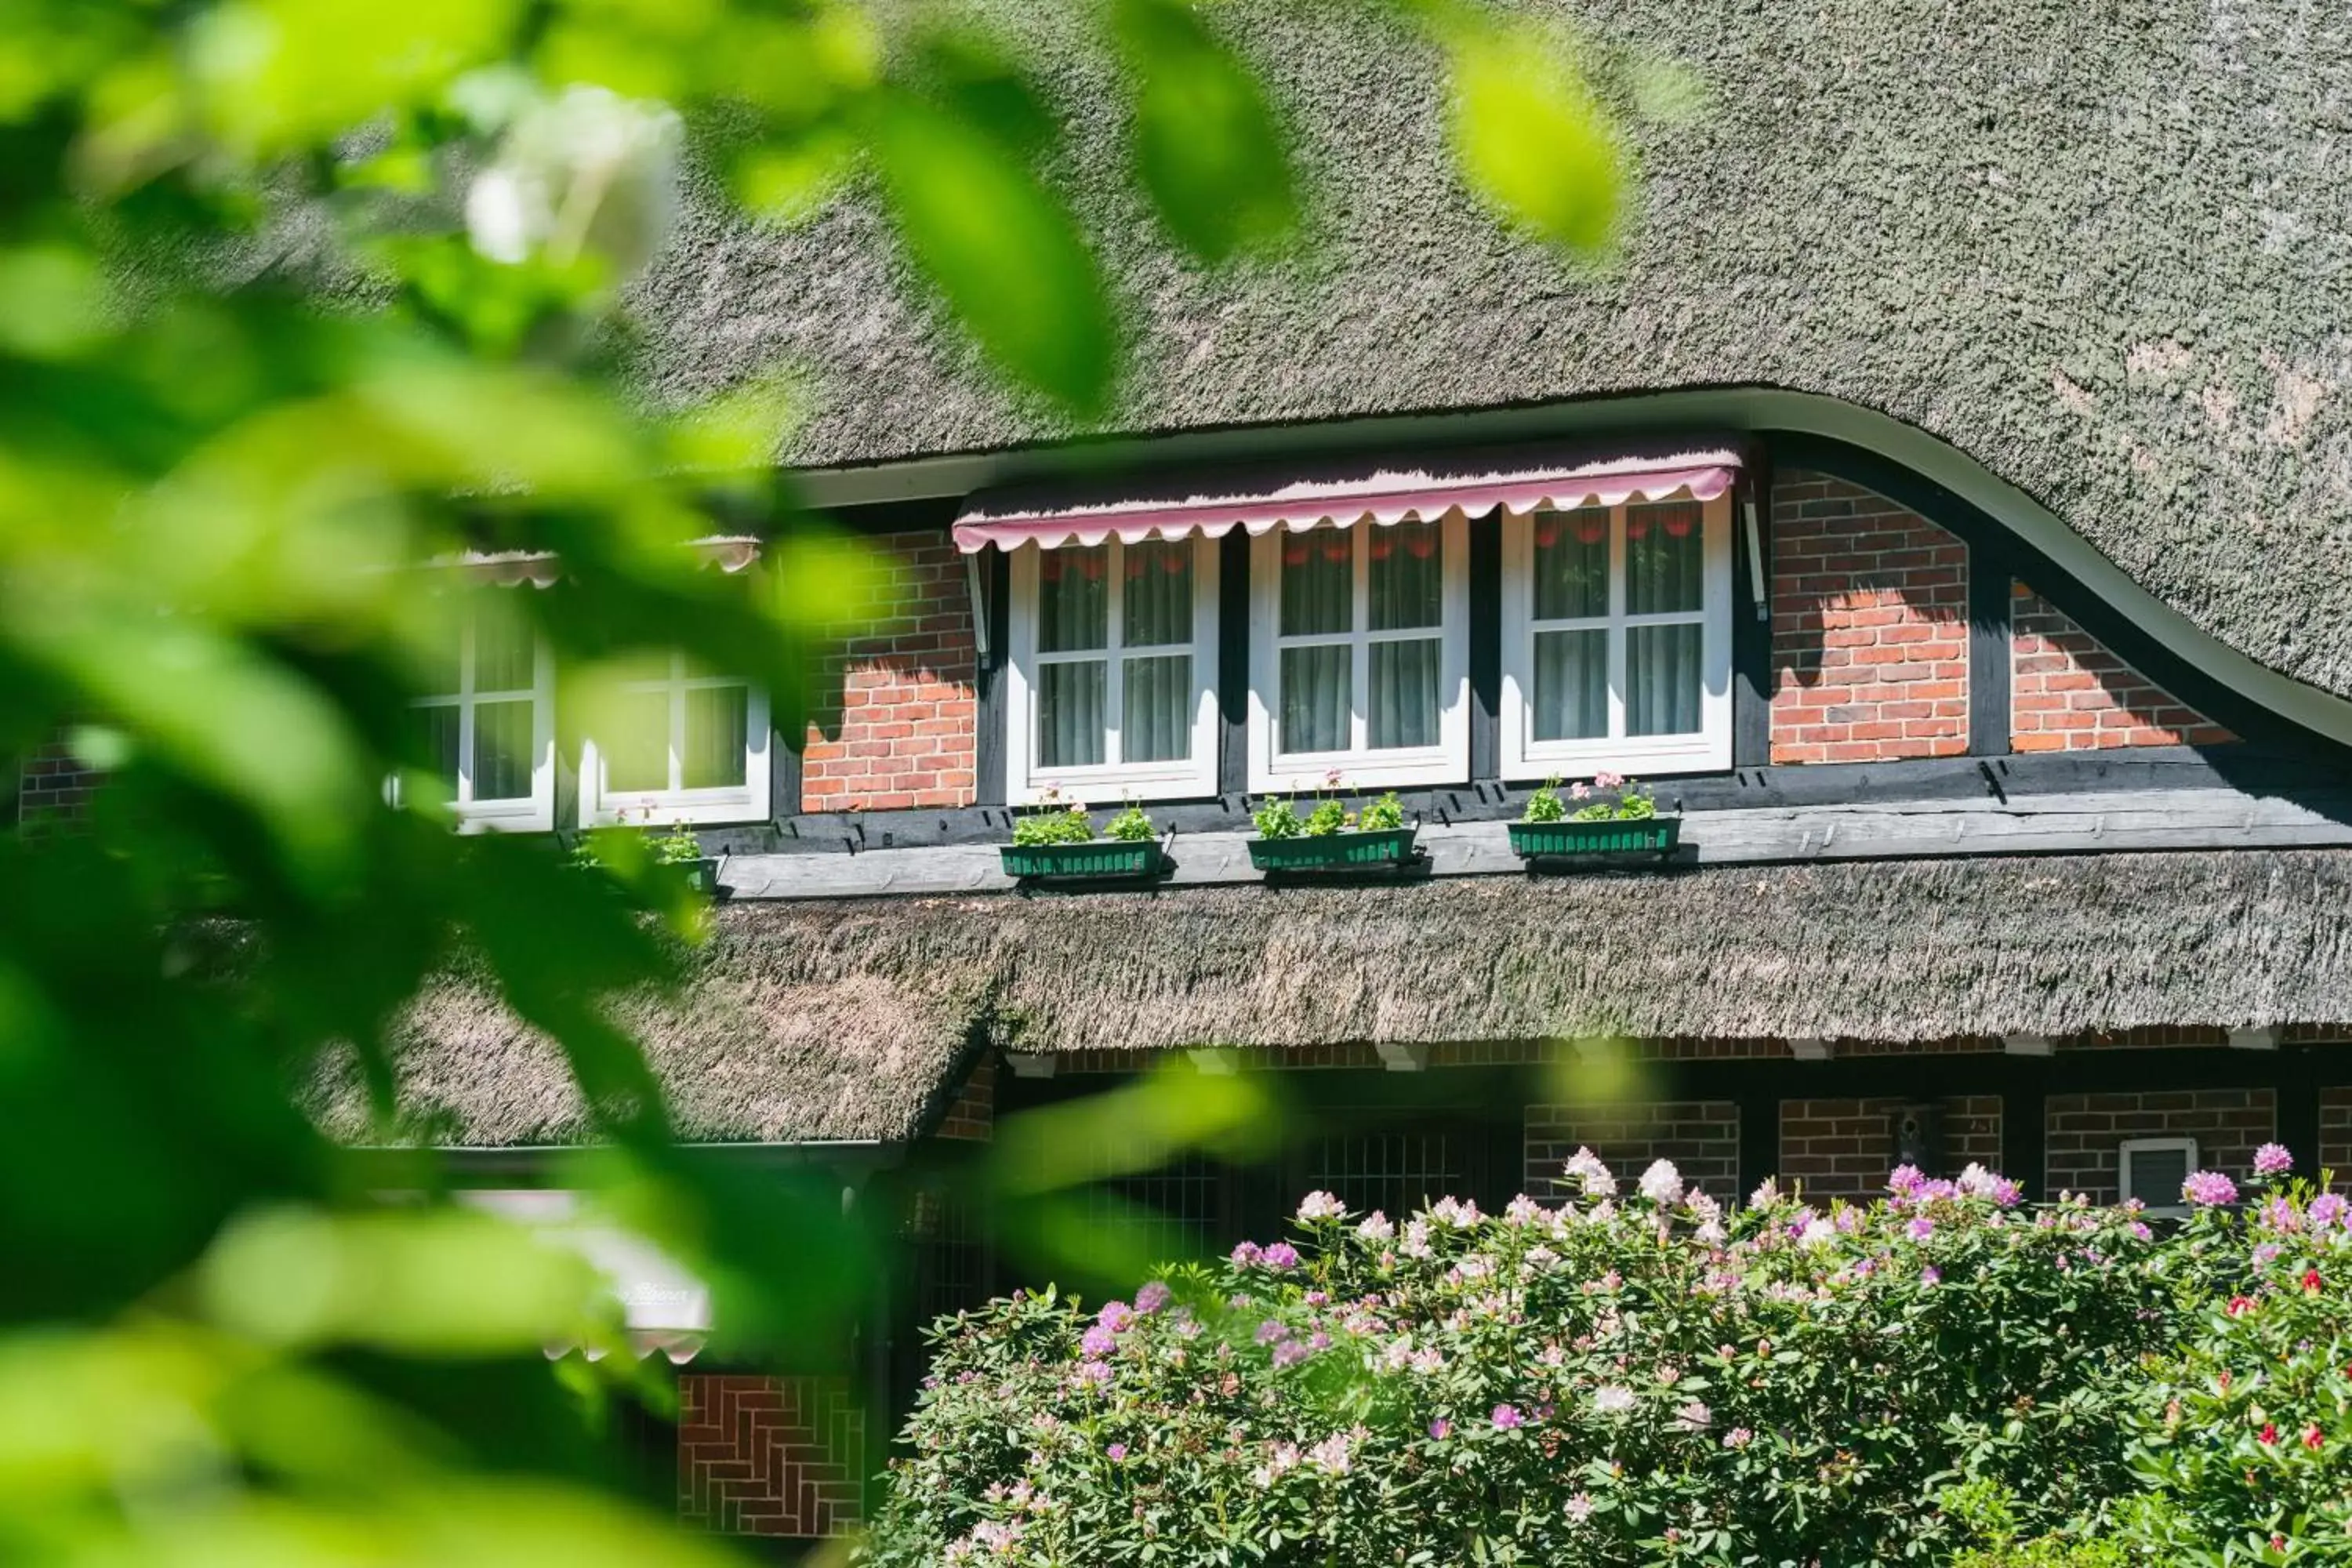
xmin=1004 ymin=537 xmax=1221 ymax=802
xmin=406 ymin=601 xmax=554 ymax=831
xmin=580 ymin=652 xmax=771 ymax=826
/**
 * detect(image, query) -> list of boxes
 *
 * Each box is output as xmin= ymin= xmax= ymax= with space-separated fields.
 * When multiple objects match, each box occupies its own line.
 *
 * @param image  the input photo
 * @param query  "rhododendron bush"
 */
xmin=859 ymin=1155 xmax=2209 ymax=1566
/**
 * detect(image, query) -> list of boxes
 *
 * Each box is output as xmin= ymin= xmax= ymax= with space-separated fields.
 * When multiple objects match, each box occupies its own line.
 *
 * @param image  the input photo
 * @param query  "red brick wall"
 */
xmin=933 ymin=1054 xmax=995 ymax=1142
xmin=677 ymin=1374 xmax=864 ymax=1538
xmin=1779 ymin=1095 xmax=2002 ymax=1201
xmin=2043 ymin=1089 xmax=2274 ymax=1203
xmin=2010 ymin=584 xmax=2234 ymax=752
xmin=1770 ymin=474 xmax=1970 ymax=764
xmin=800 ymin=532 xmax=977 ymax=812
xmin=1524 ymin=1100 xmax=1740 ymax=1203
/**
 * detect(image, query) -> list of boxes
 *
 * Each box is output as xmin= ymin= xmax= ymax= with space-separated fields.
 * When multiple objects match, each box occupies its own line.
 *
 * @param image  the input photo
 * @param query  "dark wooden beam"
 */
xmin=771 ymin=726 xmax=804 ymax=821
xmin=974 ymin=550 xmax=1009 ymax=807
xmin=2001 ymin=1062 xmax=2049 ymax=1201
xmin=1738 ymin=1092 xmax=1779 ymax=1198
xmin=2282 ymin=1044 xmax=2324 ymax=1181
xmin=1968 ymin=541 xmax=2013 ymax=758
xmin=1733 ymin=452 xmax=1775 ymax=769
xmin=1469 ymin=514 xmax=1501 ymax=782
xmin=1218 ymin=530 xmax=1250 ymax=798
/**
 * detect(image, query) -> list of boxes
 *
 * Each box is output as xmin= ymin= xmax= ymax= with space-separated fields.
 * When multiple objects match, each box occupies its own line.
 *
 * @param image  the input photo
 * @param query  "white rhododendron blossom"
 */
xmin=465 ymin=84 xmax=682 ymax=282
xmin=1297 ymin=1191 xmax=1346 ymax=1221
xmin=1564 ymin=1146 xmax=1617 ymax=1198
xmin=1638 ymin=1160 xmax=1684 ymax=1207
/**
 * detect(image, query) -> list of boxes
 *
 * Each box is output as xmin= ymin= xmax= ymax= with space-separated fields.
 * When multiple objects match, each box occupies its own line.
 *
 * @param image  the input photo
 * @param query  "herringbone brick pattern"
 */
xmin=677 ymin=1374 xmax=865 ymax=1537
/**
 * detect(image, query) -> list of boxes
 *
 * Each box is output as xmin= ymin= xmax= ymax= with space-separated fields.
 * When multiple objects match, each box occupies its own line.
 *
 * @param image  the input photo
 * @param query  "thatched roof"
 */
xmin=352 ymin=849 xmax=2352 ymax=1145
xmin=310 ymin=964 xmax=980 ymax=1149
xmin=628 ymin=0 xmax=2352 ymax=702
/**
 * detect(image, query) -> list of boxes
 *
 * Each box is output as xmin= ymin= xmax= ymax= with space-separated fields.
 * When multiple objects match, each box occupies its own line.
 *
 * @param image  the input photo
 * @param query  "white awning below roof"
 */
xmin=459 ymin=1189 xmax=712 ymax=1363
xmin=952 ymin=444 xmax=1741 ymax=554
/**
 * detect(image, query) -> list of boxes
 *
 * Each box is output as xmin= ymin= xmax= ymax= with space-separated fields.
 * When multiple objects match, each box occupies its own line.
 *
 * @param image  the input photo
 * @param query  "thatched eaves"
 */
xmin=353 ymin=848 xmax=2352 ymax=1146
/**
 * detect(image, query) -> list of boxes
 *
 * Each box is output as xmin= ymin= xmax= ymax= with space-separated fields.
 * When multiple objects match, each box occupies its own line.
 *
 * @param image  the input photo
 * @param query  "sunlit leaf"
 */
xmin=866 ymin=90 xmax=1119 ymax=418
xmin=1111 ymin=0 xmax=1300 ymax=262
xmin=1444 ymin=23 xmax=1622 ymax=255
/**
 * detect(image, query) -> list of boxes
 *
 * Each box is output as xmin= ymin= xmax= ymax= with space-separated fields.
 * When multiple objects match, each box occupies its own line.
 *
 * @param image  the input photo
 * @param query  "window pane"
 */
xmin=473 ymin=609 xmax=536 ymax=694
xmin=474 ymin=699 xmax=537 ymax=802
xmin=1369 ymin=638 xmax=1439 ymax=750
xmin=412 ymin=704 xmax=460 ymax=793
xmin=1368 ymin=522 xmax=1443 ymax=631
xmin=1628 ymin=622 xmax=1703 ymax=736
xmin=1122 ymin=654 xmax=1192 ymax=765
xmin=1532 ymin=508 xmax=1609 ymax=621
xmin=602 ymin=688 xmax=670 ymax=793
xmin=1533 ymin=629 xmax=1607 ymax=742
xmin=1123 ymin=541 xmax=1192 ymax=648
xmin=681 ymin=684 xmax=750 ymax=789
xmin=1279 ymin=644 xmax=1350 ymax=755
xmin=1036 ymin=659 xmax=1106 ymax=768
xmin=2125 ymin=1148 xmax=2190 ymax=1210
xmin=1279 ymin=531 xmax=1352 ymax=637
xmin=1626 ymin=501 xmax=1704 ymax=615
xmin=1037 ymin=548 xmax=1109 ymax=653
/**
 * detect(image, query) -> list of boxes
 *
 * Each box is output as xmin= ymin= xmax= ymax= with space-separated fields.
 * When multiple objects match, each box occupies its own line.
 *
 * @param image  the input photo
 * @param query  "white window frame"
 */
xmin=1500 ymin=491 xmax=1733 ymax=781
xmin=402 ymin=612 xmax=556 ymax=833
xmin=1005 ymin=535 xmax=1221 ymax=804
xmin=579 ymin=655 xmax=771 ymax=826
xmin=2118 ymin=1136 xmax=2199 ymax=1218
xmin=1247 ymin=518 xmax=1471 ymax=793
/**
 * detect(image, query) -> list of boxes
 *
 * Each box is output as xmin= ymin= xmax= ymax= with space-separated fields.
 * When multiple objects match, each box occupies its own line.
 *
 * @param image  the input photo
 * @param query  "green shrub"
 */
xmin=865 ymin=1160 xmax=2180 ymax=1567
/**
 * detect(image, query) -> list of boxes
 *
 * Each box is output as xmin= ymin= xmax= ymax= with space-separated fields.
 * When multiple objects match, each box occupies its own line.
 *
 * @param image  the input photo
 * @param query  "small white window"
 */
xmin=580 ymin=654 xmax=771 ymax=826
xmin=1247 ymin=519 xmax=1470 ymax=792
xmin=1006 ymin=537 xmax=1220 ymax=802
xmin=2119 ymin=1137 xmax=2198 ymax=1217
xmin=406 ymin=602 xmax=554 ymax=832
xmin=1500 ymin=493 xmax=1733 ymax=779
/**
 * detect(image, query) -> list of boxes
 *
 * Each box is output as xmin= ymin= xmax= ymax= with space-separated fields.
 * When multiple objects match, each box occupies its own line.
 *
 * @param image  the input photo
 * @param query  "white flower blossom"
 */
xmin=1297 ymin=1190 xmax=1347 ymax=1221
xmin=1356 ymin=1210 xmax=1394 ymax=1243
xmin=1632 ymin=1159 xmax=1680 ymax=1206
xmin=1592 ymin=1385 xmax=1635 ymax=1414
xmin=1565 ymin=1146 xmax=1617 ymax=1198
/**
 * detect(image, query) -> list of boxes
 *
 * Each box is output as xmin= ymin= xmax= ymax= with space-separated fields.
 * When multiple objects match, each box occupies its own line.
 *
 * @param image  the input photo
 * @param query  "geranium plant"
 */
xmin=1570 ymin=768 xmax=1656 ymax=821
xmin=1104 ymin=801 xmax=1156 ymax=843
xmin=1011 ymin=788 xmax=1094 ymax=848
xmin=1251 ymin=794 xmax=1305 ymax=840
xmin=1523 ymin=774 xmax=1568 ymax=823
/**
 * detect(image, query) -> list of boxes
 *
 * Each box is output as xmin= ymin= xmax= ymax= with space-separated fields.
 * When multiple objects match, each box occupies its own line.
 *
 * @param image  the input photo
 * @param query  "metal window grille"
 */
xmin=1305 ymin=1129 xmax=1468 ymax=1221
xmin=1087 ymin=1149 xmax=1226 ymax=1265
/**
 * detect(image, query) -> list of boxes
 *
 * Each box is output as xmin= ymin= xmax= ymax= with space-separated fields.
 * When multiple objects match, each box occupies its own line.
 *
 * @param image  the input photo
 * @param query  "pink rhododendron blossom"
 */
xmin=1674 ymin=1399 xmax=1712 ymax=1432
xmin=1308 ymin=1433 xmax=1352 ymax=1474
xmin=1428 ymin=1417 xmax=1451 ymax=1440
xmin=1097 ymin=1301 xmax=1134 ymax=1331
xmin=1230 ymin=1241 xmax=1262 ymax=1265
xmin=1724 ymin=1426 xmax=1754 ymax=1449
xmin=1921 ymin=1266 xmax=1942 ymax=1286
xmin=1271 ymin=1339 xmax=1310 ymax=1368
xmin=1490 ymin=1404 xmax=1524 ymax=1429
xmin=1356 ymin=1210 xmax=1394 ymax=1242
xmin=1888 ymin=1164 xmax=1927 ymax=1199
xmin=2183 ymin=1171 xmax=2239 ymax=1207
xmin=1134 ymin=1280 xmax=1171 ymax=1314
xmin=1080 ymin=1325 xmax=1117 ymax=1359
xmin=1259 ymin=1242 xmax=1300 ymax=1270
xmin=2255 ymin=1142 xmax=2295 ymax=1178
xmin=1907 ymin=1216 xmax=1935 ymax=1242
xmin=2313 ymin=1193 xmax=2350 ymax=1229
xmin=1105 ymin=1442 xmax=1127 ymax=1461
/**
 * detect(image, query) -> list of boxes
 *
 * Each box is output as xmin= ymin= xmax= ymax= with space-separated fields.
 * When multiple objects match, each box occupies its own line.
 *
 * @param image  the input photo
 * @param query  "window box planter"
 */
xmin=1000 ymin=841 xmax=1163 ymax=881
xmin=670 ymin=855 xmax=724 ymax=896
xmin=1508 ymin=816 xmax=1681 ymax=860
xmin=1247 ymin=826 xmax=1420 ymax=873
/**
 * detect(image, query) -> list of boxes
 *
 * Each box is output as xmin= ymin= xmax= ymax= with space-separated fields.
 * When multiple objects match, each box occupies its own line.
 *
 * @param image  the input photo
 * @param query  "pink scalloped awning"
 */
xmin=953 ymin=448 xmax=1741 ymax=554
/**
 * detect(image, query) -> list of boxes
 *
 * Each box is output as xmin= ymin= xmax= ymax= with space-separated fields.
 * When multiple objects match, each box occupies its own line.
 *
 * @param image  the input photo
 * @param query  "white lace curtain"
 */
xmin=1035 ymin=541 xmax=1194 ymax=768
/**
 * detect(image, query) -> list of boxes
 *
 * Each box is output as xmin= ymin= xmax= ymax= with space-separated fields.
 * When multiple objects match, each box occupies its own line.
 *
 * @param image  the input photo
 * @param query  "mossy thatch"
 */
xmin=338 ymin=849 xmax=2352 ymax=1146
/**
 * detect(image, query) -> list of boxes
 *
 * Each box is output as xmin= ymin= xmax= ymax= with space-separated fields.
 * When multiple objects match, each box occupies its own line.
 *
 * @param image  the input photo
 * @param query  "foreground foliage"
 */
xmin=868 ymin=1150 xmax=2352 ymax=1566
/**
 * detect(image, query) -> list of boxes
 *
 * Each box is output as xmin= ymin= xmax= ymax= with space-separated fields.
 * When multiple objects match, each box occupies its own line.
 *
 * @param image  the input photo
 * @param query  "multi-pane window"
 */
xmin=1248 ymin=519 xmax=1469 ymax=790
xmin=1501 ymin=494 xmax=1731 ymax=778
xmin=1304 ymin=1128 xmax=1471 ymax=1224
xmin=408 ymin=603 xmax=554 ymax=829
xmin=1007 ymin=537 xmax=1218 ymax=801
xmin=580 ymin=652 xmax=770 ymax=825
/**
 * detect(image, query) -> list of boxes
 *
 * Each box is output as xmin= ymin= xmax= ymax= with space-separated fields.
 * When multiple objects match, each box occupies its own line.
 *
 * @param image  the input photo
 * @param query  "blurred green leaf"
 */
xmin=866 ymin=90 xmax=1118 ymax=419
xmin=1443 ymin=22 xmax=1622 ymax=255
xmin=1111 ymin=0 xmax=1300 ymax=262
